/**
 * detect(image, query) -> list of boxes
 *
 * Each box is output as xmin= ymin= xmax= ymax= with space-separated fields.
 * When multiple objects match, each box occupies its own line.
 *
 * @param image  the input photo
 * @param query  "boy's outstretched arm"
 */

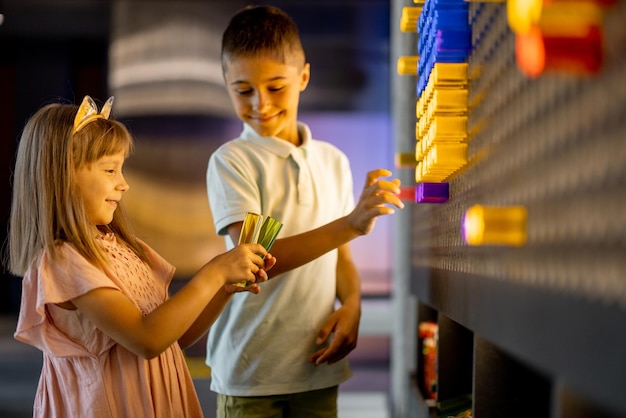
xmin=233 ymin=168 xmax=403 ymax=279
xmin=307 ymin=244 xmax=361 ymax=365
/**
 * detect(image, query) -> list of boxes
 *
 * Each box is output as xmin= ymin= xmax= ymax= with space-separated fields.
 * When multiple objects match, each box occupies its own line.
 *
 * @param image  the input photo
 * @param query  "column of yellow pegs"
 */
xmin=395 ymin=5 xmax=423 ymax=188
xmin=400 ymin=6 xmax=422 ymax=32
xmin=415 ymin=63 xmax=469 ymax=183
xmin=397 ymin=8 xmax=422 ymax=77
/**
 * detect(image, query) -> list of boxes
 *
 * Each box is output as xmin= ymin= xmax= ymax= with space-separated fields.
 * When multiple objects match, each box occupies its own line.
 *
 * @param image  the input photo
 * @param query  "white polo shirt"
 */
xmin=205 ymin=122 xmax=354 ymax=396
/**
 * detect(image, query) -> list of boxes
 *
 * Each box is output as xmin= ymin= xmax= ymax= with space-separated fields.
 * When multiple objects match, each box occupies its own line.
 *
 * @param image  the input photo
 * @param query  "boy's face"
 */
xmin=223 ymin=55 xmax=310 ymax=145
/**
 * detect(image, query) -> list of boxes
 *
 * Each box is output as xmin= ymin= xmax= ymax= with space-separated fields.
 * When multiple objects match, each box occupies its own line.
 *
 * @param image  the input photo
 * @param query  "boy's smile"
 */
xmin=224 ymin=56 xmax=310 ymax=145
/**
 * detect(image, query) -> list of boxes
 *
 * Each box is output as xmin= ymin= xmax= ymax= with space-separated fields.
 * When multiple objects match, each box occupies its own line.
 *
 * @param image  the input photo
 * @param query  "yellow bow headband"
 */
xmin=72 ymin=95 xmax=114 ymax=134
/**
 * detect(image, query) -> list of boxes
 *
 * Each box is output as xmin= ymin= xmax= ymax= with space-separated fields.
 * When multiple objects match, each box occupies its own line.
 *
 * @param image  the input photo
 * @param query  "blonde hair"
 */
xmin=8 ymin=102 xmax=147 ymax=276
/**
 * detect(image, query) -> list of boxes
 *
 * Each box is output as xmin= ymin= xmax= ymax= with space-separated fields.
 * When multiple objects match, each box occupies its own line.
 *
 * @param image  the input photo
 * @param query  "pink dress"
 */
xmin=14 ymin=233 xmax=204 ymax=418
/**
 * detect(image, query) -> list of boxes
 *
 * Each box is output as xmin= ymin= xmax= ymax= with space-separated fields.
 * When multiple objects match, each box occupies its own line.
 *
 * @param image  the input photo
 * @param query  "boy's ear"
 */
xmin=300 ymin=63 xmax=311 ymax=92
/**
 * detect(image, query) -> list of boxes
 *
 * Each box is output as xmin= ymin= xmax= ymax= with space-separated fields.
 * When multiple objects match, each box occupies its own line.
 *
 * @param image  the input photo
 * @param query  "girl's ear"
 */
xmin=300 ymin=63 xmax=311 ymax=92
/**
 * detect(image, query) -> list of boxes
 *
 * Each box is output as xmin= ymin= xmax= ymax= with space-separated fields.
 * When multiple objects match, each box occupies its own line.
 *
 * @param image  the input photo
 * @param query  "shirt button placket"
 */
xmin=293 ymin=150 xmax=313 ymax=206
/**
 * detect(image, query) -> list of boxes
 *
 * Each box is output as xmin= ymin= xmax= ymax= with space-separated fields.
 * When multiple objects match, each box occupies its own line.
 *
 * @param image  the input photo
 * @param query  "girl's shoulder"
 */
xmin=40 ymin=240 xmax=108 ymax=280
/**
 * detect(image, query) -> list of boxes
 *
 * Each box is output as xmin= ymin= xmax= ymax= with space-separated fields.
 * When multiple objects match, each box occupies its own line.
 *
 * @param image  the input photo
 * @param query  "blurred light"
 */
xmin=463 ymin=205 xmax=528 ymax=246
xmin=109 ymin=2 xmax=231 ymax=117
xmin=0 ymin=14 xmax=4 ymax=27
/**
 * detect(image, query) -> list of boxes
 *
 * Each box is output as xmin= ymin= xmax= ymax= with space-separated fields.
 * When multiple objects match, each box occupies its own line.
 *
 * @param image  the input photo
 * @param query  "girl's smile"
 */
xmin=76 ymin=152 xmax=129 ymax=226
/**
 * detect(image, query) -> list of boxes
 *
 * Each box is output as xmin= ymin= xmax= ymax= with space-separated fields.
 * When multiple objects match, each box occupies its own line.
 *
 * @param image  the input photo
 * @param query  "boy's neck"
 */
xmin=287 ymin=130 xmax=302 ymax=146
xmin=283 ymin=122 xmax=302 ymax=146
xmin=252 ymin=122 xmax=302 ymax=146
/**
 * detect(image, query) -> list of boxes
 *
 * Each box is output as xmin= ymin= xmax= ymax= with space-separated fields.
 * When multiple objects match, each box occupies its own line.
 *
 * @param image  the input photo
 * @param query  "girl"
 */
xmin=7 ymin=96 xmax=275 ymax=417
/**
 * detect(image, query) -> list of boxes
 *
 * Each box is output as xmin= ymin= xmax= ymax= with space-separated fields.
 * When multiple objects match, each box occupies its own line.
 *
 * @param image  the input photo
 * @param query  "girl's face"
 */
xmin=76 ymin=151 xmax=129 ymax=226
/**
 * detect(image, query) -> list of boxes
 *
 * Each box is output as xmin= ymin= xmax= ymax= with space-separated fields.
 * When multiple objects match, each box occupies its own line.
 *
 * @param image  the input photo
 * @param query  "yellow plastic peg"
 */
xmin=463 ymin=205 xmax=528 ymax=246
xmin=400 ymin=7 xmax=422 ymax=32
xmin=397 ymin=56 xmax=419 ymax=76
xmin=395 ymin=152 xmax=417 ymax=168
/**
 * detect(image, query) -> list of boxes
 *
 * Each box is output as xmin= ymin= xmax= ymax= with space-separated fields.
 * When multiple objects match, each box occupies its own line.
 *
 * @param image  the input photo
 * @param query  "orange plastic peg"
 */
xmin=516 ymin=26 xmax=603 ymax=77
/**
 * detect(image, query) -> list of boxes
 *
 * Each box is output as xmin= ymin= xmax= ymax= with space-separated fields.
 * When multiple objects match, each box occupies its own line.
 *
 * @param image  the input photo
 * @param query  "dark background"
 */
xmin=0 ymin=0 xmax=392 ymax=313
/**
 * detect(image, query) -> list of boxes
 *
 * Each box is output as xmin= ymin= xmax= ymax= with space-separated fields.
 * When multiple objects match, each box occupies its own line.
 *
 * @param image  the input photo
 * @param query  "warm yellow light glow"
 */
xmin=463 ymin=205 xmax=528 ymax=246
xmin=463 ymin=205 xmax=486 ymax=245
xmin=507 ymin=0 xmax=543 ymax=34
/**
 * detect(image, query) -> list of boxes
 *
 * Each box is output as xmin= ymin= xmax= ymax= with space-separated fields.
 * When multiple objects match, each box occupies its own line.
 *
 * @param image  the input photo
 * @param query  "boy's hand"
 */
xmin=224 ymin=282 xmax=263 ymax=294
xmin=348 ymin=168 xmax=404 ymax=236
xmin=307 ymin=305 xmax=360 ymax=365
xmin=262 ymin=252 xmax=277 ymax=273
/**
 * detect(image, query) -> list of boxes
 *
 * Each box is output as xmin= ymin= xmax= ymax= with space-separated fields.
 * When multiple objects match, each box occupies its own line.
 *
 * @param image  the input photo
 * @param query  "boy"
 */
xmin=204 ymin=5 xmax=404 ymax=417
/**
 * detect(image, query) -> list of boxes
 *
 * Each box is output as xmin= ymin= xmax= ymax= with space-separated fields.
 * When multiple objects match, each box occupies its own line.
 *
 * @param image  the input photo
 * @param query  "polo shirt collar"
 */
xmin=241 ymin=122 xmax=312 ymax=159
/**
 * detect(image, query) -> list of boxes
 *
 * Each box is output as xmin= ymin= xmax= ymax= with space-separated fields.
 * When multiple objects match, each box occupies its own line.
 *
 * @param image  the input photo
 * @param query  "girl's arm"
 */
xmin=177 ymin=285 xmax=233 ymax=349
xmin=70 ymin=243 xmax=268 ymax=359
xmin=177 ymin=226 xmax=273 ymax=348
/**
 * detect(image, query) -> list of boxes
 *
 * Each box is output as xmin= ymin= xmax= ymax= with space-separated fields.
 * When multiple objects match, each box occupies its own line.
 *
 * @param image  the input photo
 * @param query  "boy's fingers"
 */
xmin=365 ymin=168 xmax=393 ymax=187
xmin=314 ymin=341 xmax=339 ymax=365
xmin=365 ymin=186 xmax=404 ymax=210
xmin=379 ymin=191 xmax=405 ymax=207
xmin=315 ymin=326 xmax=331 ymax=345
xmin=256 ymin=269 xmax=268 ymax=282
xmin=307 ymin=348 xmax=325 ymax=364
xmin=376 ymin=179 xmax=402 ymax=192
xmin=314 ymin=351 xmax=331 ymax=365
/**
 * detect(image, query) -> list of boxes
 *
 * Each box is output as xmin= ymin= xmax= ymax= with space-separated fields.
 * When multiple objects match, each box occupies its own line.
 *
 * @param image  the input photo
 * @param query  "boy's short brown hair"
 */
xmin=221 ymin=5 xmax=306 ymax=71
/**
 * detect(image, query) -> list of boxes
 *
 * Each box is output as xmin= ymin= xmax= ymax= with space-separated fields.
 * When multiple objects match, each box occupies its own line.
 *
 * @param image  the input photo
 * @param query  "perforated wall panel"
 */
xmin=412 ymin=2 xmax=626 ymax=307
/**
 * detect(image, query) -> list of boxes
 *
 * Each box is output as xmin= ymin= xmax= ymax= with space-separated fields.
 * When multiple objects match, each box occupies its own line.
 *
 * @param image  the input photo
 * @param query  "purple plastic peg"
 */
xmin=416 ymin=182 xmax=449 ymax=203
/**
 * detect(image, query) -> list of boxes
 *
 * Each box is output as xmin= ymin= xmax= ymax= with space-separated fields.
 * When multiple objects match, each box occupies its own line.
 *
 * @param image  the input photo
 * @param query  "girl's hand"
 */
xmin=215 ymin=243 xmax=268 ymax=286
xmin=222 ymin=251 xmax=276 ymax=294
